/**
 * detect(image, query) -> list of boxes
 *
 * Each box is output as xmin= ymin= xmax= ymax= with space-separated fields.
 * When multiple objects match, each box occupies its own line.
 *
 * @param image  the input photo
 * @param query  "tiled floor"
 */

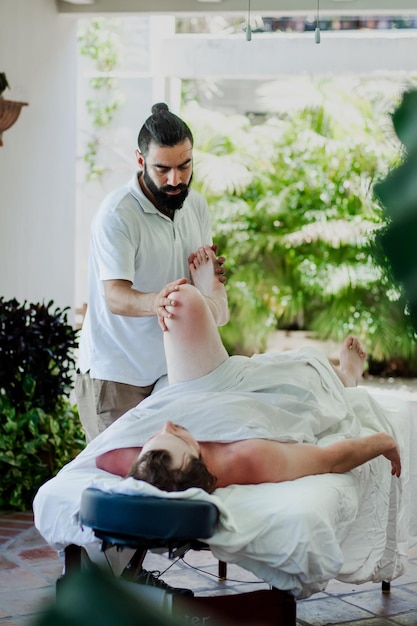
xmin=1 ymin=379 xmax=417 ymax=626
xmin=0 ymin=512 xmax=62 ymax=626
xmin=1 ymin=509 xmax=417 ymax=625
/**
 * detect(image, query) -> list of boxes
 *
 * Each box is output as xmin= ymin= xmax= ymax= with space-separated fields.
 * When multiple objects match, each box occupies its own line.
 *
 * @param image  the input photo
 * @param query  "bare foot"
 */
xmin=189 ymin=246 xmax=219 ymax=297
xmin=337 ymin=336 xmax=367 ymax=387
xmin=189 ymin=246 xmax=229 ymax=326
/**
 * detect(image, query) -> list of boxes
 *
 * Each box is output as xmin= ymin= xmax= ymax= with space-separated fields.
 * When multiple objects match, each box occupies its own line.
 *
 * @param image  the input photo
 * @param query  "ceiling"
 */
xmin=56 ymin=0 xmax=417 ymax=16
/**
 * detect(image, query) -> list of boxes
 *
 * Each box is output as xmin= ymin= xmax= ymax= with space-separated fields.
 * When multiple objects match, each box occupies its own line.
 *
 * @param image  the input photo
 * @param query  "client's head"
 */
xmin=127 ymin=421 xmax=217 ymax=494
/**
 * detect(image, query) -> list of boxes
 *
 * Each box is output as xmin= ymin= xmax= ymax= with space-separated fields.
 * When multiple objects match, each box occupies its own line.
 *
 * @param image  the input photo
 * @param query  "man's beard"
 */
xmin=143 ymin=165 xmax=191 ymax=214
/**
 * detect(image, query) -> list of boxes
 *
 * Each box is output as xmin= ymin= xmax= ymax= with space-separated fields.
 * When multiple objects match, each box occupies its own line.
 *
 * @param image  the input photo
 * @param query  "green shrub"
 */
xmin=0 ymin=298 xmax=85 ymax=510
xmin=184 ymin=91 xmax=417 ymax=366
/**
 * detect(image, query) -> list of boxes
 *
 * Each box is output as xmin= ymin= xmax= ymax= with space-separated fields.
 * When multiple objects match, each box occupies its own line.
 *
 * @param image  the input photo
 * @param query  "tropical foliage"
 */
xmin=0 ymin=298 xmax=84 ymax=510
xmin=183 ymin=82 xmax=417 ymax=370
xmin=75 ymin=17 xmax=417 ymax=371
xmin=78 ymin=18 xmax=123 ymax=180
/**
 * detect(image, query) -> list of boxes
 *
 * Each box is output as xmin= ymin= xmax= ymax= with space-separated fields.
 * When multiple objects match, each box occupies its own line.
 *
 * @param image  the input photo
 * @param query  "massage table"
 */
xmin=33 ymin=350 xmax=417 ymax=624
xmin=62 ymin=487 xmax=296 ymax=624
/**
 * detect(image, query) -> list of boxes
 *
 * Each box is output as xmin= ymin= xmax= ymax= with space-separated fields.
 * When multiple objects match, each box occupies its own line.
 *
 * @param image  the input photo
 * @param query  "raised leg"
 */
xmin=163 ymin=282 xmax=229 ymax=384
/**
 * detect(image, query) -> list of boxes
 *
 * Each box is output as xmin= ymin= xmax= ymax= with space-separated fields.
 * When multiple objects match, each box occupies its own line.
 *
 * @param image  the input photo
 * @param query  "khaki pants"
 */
xmin=75 ymin=372 xmax=156 ymax=442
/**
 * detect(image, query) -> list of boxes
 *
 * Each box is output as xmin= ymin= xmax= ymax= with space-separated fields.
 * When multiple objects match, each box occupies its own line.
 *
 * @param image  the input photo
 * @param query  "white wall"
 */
xmin=0 ymin=0 xmax=78 ymax=315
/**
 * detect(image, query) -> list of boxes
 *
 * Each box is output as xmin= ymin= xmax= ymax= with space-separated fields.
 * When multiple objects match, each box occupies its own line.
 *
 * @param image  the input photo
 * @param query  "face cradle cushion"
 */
xmin=79 ymin=487 xmax=220 ymax=550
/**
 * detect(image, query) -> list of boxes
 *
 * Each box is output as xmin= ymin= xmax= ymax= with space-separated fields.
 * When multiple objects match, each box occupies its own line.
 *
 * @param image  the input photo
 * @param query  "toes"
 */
xmin=345 ymin=335 xmax=355 ymax=349
xmin=344 ymin=336 xmax=366 ymax=359
xmin=196 ymin=247 xmax=207 ymax=262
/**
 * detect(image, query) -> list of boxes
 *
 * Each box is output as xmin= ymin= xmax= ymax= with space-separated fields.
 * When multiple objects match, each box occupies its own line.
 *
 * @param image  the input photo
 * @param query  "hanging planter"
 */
xmin=0 ymin=72 xmax=28 ymax=146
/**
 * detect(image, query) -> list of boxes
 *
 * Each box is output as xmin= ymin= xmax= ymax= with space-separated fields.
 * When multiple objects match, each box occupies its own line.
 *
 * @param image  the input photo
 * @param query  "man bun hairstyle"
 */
xmin=138 ymin=102 xmax=194 ymax=156
xmin=151 ymin=103 xmax=169 ymax=114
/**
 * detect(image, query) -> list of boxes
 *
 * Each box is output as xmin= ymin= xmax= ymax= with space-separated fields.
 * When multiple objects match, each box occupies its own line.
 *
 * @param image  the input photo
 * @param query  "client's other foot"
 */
xmin=189 ymin=245 xmax=229 ymax=326
xmin=338 ymin=336 xmax=367 ymax=387
xmin=123 ymin=567 xmax=194 ymax=597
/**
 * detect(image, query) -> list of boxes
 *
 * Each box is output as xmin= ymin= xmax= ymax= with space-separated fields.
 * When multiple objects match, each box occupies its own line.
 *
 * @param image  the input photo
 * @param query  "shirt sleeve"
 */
xmin=92 ymin=210 xmax=136 ymax=283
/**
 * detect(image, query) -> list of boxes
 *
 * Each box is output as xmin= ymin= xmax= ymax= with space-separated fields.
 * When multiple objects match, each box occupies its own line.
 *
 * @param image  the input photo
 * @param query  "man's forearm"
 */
xmin=104 ymin=278 xmax=187 ymax=327
xmin=105 ymin=280 xmax=157 ymax=317
xmin=329 ymin=432 xmax=401 ymax=477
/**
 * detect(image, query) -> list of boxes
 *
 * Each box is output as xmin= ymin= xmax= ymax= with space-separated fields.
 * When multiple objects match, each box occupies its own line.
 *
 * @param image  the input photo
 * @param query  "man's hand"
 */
xmin=211 ymin=243 xmax=227 ymax=284
xmin=155 ymin=278 xmax=187 ymax=331
xmin=381 ymin=434 xmax=402 ymax=477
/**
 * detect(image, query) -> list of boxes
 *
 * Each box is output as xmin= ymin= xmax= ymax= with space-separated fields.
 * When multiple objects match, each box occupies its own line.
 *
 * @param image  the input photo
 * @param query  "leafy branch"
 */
xmin=78 ymin=18 xmax=122 ymax=180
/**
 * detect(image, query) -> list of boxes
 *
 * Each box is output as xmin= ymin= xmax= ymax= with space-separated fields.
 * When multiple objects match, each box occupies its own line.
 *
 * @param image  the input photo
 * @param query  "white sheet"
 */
xmin=33 ymin=348 xmax=413 ymax=599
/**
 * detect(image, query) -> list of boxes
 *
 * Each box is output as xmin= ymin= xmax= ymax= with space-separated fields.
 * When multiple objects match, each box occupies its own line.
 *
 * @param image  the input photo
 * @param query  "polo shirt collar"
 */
xmin=127 ymin=172 xmax=160 ymax=215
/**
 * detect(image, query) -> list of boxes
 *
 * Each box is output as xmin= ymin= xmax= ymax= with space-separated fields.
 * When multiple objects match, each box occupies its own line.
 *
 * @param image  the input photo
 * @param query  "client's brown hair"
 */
xmin=127 ymin=450 xmax=217 ymax=494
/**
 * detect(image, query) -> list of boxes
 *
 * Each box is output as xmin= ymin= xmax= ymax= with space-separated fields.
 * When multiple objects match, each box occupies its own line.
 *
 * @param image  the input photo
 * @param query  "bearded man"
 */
xmin=76 ymin=103 xmax=228 ymax=444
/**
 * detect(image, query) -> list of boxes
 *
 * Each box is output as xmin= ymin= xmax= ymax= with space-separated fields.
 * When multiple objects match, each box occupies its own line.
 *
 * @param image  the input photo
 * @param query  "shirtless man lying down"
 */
xmin=96 ymin=246 xmax=401 ymax=493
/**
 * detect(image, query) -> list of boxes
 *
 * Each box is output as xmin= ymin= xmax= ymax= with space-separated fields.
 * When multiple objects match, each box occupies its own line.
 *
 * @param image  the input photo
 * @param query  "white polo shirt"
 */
xmin=78 ymin=174 xmax=213 ymax=386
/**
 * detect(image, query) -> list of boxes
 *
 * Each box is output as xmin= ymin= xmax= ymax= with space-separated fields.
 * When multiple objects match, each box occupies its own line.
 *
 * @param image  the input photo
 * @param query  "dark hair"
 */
xmin=127 ymin=449 xmax=217 ymax=494
xmin=137 ymin=103 xmax=194 ymax=156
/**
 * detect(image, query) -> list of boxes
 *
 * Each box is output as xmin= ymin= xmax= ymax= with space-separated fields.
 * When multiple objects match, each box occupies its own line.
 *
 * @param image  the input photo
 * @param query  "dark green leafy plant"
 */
xmin=375 ymin=89 xmax=417 ymax=331
xmin=0 ymin=298 xmax=84 ymax=510
xmin=0 ymin=72 xmax=10 ymax=97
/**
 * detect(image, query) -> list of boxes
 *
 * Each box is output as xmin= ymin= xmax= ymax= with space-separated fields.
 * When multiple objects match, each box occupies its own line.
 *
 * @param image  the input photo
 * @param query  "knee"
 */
xmin=166 ymin=284 xmax=207 ymax=322
xmin=169 ymin=283 xmax=204 ymax=307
